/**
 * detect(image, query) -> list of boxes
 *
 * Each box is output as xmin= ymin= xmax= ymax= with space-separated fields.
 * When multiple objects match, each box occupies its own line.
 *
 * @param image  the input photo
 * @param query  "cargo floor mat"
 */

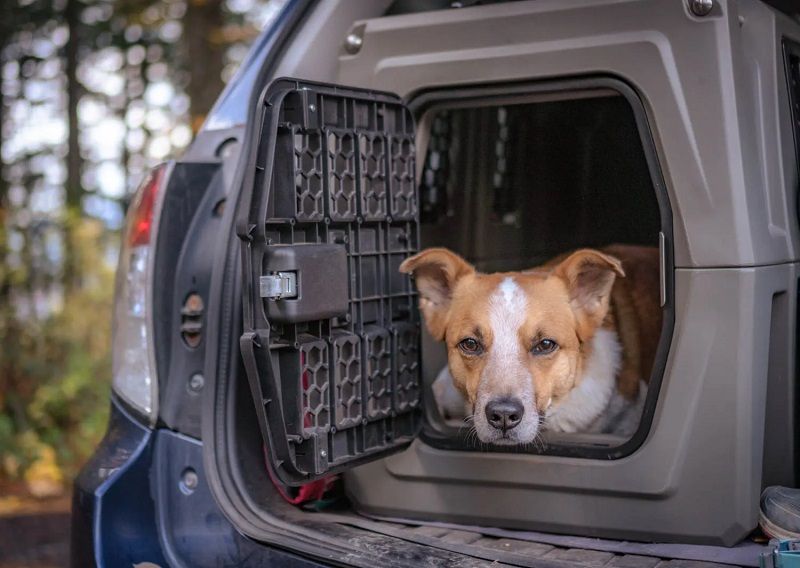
xmin=310 ymin=511 xmax=767 ymax=567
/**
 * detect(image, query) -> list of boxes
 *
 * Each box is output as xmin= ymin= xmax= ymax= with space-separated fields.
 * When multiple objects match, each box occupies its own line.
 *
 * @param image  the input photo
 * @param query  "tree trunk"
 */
xmin=0 ymin=9 xmax=12 ymax=404
xmin=184 ymin=0 xmax=226 ymax=133
xmin=65 ymin=0 xmax=82 ymax=210
xmin=64 ymin=0 xmax=83 ymax=289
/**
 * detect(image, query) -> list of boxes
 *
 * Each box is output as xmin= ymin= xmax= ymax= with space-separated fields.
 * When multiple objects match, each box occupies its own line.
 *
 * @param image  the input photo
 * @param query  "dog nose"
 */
xmin=485 ymin=397 xmax=524 ymax=432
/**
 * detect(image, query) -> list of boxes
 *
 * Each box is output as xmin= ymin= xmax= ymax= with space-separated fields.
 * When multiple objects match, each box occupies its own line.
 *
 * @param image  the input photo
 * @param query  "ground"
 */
xmin=0 ymin=482 xmax=70 ymax=568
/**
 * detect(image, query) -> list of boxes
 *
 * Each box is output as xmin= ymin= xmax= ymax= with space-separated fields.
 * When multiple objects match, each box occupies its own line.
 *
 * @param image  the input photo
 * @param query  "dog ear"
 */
xmin=399 ymin=248 xmax=475 ymax=340
xmin=554 ymin=249 xmax=625 ymax=339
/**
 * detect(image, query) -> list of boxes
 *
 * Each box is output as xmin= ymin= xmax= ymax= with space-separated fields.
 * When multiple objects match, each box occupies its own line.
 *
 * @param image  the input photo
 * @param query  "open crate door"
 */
xmin=238 ymin=78 xmax=422 ymax=485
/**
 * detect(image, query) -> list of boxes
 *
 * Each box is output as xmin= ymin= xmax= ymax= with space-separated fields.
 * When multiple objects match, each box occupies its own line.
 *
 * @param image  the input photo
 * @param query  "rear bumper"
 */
xmin=71 ymin=399 xmax=326 ymax=567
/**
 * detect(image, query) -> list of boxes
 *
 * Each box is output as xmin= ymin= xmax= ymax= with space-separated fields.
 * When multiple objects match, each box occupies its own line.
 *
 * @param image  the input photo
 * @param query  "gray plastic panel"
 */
xmin=238 ymin=78 xmax=423 ymax=485
xmin=345 ymin=263 xmax=799 ymax=545
xmin=337 ymin=0 xmax=800 ymax=268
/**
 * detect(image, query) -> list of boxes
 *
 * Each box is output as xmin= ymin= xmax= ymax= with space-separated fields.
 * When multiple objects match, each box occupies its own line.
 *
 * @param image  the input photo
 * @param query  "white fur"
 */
xmin=598 ymin=380 xmax=648 ymax=437
xmin=473 ymin=277 xmax=539 ymax=445
xmin=544 ymin=328 xmax=621 ymax=433
xmin=489 ymin=278 xmax=527 ymax=368
xmin=432 ymin=366 xmax=469 ymax=422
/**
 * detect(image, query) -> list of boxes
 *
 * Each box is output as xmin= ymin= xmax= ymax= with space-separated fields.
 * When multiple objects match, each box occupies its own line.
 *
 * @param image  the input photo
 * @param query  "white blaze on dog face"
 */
xmin=400 ymin=247 xmax=623 ymax=445
xmin=471 ymin=277 xmax=539 ymax=445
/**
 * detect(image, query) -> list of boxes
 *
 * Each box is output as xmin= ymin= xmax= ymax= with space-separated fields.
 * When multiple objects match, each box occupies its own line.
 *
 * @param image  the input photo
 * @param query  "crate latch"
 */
xmin=260 ymin=272 xmax=298 ymax=300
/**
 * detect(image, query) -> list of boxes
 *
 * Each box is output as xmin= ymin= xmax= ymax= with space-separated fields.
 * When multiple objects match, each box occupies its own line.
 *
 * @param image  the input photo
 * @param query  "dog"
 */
xmin=400 ymin=245 xmax=662 ymax=445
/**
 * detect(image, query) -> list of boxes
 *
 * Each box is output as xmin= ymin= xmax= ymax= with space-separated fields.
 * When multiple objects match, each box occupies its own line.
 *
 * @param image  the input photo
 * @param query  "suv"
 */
xmin=72 ymin=0 xmax=800 ymax=566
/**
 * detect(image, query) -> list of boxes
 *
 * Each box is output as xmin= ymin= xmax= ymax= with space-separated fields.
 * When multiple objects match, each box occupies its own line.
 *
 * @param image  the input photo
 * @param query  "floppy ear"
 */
xmin=553 ymin=249 xmax=625 ymax=339
xmin=399 ymin=248 xmax=475 ymax=341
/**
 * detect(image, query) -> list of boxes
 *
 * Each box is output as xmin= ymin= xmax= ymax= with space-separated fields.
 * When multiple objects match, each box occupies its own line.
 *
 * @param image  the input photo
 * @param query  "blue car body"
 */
xmin=71 ymin=399 xmax=326 ymax=567
xmin=70 ymin=2 xmax=333 ymax=564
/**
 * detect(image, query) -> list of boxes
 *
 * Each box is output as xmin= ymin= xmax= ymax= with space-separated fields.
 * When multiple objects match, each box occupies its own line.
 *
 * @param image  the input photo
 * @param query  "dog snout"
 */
xmin=485 ymin=397 xmax=525 ymax=432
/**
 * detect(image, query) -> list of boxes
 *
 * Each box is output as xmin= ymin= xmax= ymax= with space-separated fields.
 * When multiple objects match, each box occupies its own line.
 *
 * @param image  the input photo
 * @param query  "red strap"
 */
xmin=289 ymin=477 xmax=331 ymax=505
xmin=263 ymin=443 xmax=334 ymax=505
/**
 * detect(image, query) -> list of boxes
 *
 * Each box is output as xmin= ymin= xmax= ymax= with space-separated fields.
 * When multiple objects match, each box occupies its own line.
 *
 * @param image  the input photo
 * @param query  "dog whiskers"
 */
xmin=530 ymin=414 xmax=548 ymax=451
xmin=465 ymin=425 xmax=479 ymax=447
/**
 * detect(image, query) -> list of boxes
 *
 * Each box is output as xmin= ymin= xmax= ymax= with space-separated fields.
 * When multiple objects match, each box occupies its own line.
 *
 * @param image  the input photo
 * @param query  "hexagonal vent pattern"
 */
xmin=390 ymin=135 xmax=417 ymax=220
xmin=333 ymin=332 xmax=362 ymax=428
xmin=365 ymin=326 xmax=392 ymax=419
xmin=327 ymin=131 xmax=357 ymax=220
xmin=300 ymin=338 xmax=330 ymax=433
xmin=394 ymin=323 xmax=421 ymax=413
xmin=360 ymin=134 xmax=388 ymax=220
xmin=293 ymin=130 xmax=324 ymax=221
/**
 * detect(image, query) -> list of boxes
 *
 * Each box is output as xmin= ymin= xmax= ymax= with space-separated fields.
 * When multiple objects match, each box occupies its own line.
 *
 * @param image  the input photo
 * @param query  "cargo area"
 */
xmin=416 ymin=88 xmax=666 ymax=452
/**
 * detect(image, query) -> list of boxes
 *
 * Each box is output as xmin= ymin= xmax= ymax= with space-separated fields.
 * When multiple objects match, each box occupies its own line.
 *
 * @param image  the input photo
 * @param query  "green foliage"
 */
xmin=0 ymin=217 xmax=117 ymax=486
xmin=0 ymin=0 xmax=280 ymax=494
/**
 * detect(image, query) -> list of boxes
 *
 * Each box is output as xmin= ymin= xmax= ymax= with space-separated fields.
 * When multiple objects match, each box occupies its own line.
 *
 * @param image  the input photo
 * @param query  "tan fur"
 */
xmin=399 ymin=247 xmax=475 ymax=341
xmin=602 ymin=244 xmax=662 ymax=399
xmin=401 ymin=245 xmax=661 ymax=416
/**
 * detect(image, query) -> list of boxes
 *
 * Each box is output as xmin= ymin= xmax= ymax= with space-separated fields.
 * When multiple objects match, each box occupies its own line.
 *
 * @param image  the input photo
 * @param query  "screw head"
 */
xmin=188 ymin=373 xmax=204 ymax=393
xmin=344 ymin=33 xmax=363 ymax=55
xmin=309 ymin=104 xmax=316 ymax=112
xmin=688 ymin=0 xmax=713 ymax=17
xmin=320 ymin=449 xmax=327 ymax=458
xmin=180 ymin=468 xmax=198 ymax=495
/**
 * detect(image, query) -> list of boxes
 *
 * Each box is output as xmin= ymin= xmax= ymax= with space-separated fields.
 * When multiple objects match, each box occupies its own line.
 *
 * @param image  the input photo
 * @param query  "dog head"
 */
xmin=400 ymin=247 xmax=624 ymax=445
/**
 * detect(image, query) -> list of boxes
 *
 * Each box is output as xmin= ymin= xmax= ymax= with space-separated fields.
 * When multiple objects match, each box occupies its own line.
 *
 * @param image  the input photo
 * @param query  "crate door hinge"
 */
xmin=260 ymin=272 xmax=297 ymax=300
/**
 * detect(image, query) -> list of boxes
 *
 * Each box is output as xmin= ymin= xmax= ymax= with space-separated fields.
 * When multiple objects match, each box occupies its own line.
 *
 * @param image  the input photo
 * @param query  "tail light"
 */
xmin=112 ymin=163 xmax=169 ymax=424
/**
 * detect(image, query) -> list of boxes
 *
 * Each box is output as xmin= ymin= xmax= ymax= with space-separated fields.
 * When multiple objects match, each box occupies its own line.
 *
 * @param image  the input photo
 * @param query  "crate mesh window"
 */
xmin=492 ymin=106 xmax=517 ymax=222
xmin=239 ymin=79 xmax=422 ymax=484
xmin=420 ymin=112 xmax=452 ymax=223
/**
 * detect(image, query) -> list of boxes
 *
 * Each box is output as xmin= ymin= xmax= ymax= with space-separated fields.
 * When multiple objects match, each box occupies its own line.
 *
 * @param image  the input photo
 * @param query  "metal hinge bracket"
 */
xmin=260 ymin=272 xmax=297 ymax=300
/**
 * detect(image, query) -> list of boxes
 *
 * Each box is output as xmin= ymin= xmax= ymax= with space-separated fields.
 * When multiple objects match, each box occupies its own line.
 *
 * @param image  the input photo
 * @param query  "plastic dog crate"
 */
xmin=330 ymin=0 xmax=800 ymax=546
xmin=238 ymin=79 xmax=422 ymax=485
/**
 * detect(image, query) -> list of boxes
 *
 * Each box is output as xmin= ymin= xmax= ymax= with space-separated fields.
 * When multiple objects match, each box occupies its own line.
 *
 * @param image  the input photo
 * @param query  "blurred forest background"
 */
xmin=0 ymin=0 xmax=284 ymax=503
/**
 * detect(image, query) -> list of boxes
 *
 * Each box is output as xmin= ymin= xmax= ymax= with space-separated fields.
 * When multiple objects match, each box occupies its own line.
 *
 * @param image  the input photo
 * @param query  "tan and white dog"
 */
xmin=400 ymin=245 xmax=661 ymax=445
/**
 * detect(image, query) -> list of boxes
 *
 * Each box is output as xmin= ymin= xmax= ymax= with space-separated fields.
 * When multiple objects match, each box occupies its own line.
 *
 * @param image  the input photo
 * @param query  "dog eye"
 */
xmin=532 ymin=338 xmax=558 ymax=355
xmin=458 ymin=338 xmax=483 ymax=355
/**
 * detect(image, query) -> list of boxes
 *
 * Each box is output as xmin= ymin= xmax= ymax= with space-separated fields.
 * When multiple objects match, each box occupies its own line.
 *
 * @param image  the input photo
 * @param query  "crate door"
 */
xmin=239 ymin=79 xmax=422 ymax=485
